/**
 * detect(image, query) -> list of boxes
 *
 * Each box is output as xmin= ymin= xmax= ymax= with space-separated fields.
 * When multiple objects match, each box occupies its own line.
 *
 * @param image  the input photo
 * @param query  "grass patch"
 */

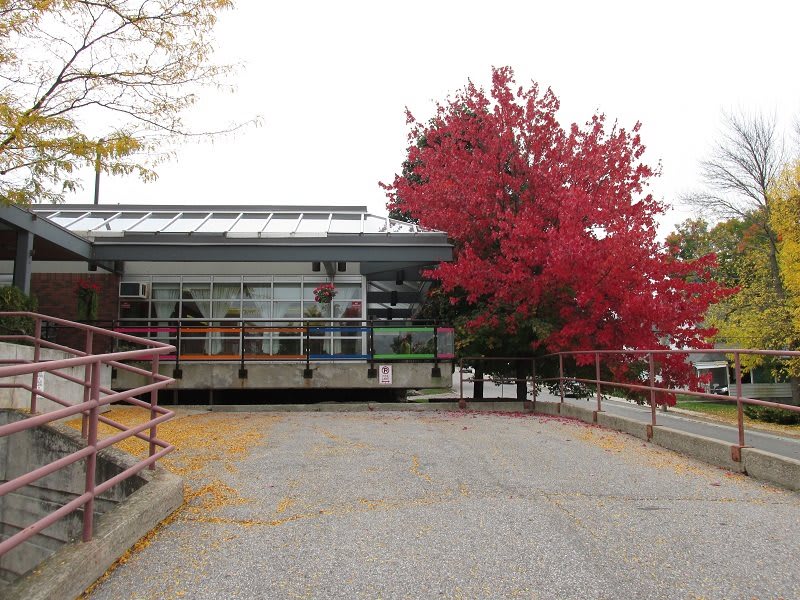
xmin=675 ymin=395 xmax=800 ymax=436
xmin=416 ymin=388 xmax=453 ymax=396
xmin=675 ymin=399 xmax=739 ymax=419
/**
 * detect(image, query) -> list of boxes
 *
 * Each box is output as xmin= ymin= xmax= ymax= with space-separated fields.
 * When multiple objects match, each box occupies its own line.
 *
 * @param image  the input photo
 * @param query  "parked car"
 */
xmin=709 ymin=383 xmax=729 ymax=396
xmin=563 ymin=380 xmax=592 ymax=398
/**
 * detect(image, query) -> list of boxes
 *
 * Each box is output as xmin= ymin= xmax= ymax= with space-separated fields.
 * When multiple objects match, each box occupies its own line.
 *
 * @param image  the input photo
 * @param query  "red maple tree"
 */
xmin=384 ymin=67 xmax=729 ymax=399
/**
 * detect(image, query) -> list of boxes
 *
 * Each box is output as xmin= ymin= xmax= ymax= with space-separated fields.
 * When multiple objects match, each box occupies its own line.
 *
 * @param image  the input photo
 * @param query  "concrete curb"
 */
xmin=741 ymin=447 xmax=800 ymax=490
xmin=651 ymin=426 xmax=746 ymax=473
xmin=530 ymin=400 xmax=798 ymax=491
xmin=5 ymin=465 xmax=183 ymax=600
xmin=596 ymin=411 xmax=650 ymax=440
xmin=210 ymin=401 xmax=534 ymax=413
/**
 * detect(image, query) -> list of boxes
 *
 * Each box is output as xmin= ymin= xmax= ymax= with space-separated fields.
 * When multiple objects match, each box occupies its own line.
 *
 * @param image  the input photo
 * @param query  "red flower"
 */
xmin=76 ymin=279 xmax=101 ymax=294
xmin=313 ymin=283 xmax=337 ymax=303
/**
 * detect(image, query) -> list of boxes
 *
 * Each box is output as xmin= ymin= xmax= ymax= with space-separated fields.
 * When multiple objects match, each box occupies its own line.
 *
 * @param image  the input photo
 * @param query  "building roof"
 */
xmin=32 ymin=205 xmax=435 ymax=238
xmin=0 ymin=203 xmax=451 ymax=266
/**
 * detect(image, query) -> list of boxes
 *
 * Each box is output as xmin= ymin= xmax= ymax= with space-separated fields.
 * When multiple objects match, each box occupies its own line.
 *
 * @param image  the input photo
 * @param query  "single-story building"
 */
xmin=0 ymin=203 xmax=455 ymax=403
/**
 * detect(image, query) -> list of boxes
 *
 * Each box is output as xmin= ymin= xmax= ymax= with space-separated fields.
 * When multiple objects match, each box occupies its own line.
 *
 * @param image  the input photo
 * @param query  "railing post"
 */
xmin=531 ymin=358 xmax=537 ymax=405
xmin=82 ymin=361 xmax=100 ymax=542
xmin=149 ymin=354 xmax=160 ymax=469
xmin=29 ymin=316 xmax=42 ymax=414
xmin=595 ymin=352 xmax=602 ymax=412
xmin=239 ymin=319 xmax=247 ymax=379
xmin=175 ymin=320 xmax=182 ymax=370
xmin=431 ymin=324 xmax=441 ymax=377
xmin=81 ymin=329 xmax=94 ymax=438
xmin=649 ymin=352 xmax=657 ymax=427
xmin=558 ymin=354 xmax=564 ymax=403
xmin=367 ymin=319 xmax=377 ymax=379
xmin=459 ymin=358 xmax=466 ymax=409
xmin=735 ymin=351 xmax=745 ymax=448
xmin=303 ymin=321 xmax=312 ymax=379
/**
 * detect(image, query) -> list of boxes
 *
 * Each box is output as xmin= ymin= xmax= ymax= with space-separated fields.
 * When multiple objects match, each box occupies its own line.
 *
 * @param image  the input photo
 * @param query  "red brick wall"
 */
xmin=31 ymin=272 xmax=120 ymax=352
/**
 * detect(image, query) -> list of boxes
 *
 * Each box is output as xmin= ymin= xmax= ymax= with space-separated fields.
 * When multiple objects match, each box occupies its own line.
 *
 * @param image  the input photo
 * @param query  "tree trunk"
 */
xmin=516 ymin=361 xmax=527 ymax=401
xmin=474 ymin=365 xmax=484 ymax=400
xmin=766 ymin=231 xmax=787 ymax=300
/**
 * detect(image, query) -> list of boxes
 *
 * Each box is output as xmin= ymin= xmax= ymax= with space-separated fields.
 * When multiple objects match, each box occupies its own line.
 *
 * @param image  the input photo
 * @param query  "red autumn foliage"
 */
xmin=384 ymin=67 xmax=731 ymax=399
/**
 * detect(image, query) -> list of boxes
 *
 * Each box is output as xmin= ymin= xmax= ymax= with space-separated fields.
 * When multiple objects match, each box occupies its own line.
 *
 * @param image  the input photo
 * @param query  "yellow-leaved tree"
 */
xmin=680 ymin=111 xmax=800 ymax=403
xmin=0 ymin=0 xmax=251 ymax=205
xmin=769 ymin=161 xmax=800 ymax=382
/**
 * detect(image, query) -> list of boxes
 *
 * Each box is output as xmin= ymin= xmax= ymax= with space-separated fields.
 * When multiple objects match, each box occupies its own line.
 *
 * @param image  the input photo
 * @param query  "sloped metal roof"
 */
xmin=32 ymin=205 xmax=435 ymax=238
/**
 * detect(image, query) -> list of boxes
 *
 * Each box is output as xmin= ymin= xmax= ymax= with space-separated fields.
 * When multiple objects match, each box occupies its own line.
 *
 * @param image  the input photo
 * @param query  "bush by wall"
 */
xmin=0 ymin=286 xmax=38 ymax=336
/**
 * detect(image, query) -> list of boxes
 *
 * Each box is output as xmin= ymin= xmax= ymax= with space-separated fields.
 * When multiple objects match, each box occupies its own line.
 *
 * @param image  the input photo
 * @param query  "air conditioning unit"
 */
xmin=119 ymin=282 xmax=148 ymax=299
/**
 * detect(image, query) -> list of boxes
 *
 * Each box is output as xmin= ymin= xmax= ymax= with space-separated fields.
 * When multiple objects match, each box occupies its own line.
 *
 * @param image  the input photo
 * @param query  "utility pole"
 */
xmin=93 ymin=141 xmax=102 ymax=205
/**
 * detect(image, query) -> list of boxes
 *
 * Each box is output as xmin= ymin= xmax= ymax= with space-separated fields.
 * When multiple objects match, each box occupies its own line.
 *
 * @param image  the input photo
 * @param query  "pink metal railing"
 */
xmin=459 ymin=349 xmax=800 ymax=460
xmin=0 ymin=312 xmax=176 ymax=558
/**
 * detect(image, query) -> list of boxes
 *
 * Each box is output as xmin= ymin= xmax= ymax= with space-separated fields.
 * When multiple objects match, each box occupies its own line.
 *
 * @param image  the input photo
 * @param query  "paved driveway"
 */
xmin=86 ymin=409 xmax=800 ymax=600
xmin=452 ymin=372 xmax=800 ymax=461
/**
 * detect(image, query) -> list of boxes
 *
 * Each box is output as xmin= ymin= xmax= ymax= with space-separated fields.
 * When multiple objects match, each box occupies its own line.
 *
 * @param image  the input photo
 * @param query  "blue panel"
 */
xmin=309 ymin=354 xmax=370 ymax=360
xmin=308 ymin=327 xmax=370 ymax=334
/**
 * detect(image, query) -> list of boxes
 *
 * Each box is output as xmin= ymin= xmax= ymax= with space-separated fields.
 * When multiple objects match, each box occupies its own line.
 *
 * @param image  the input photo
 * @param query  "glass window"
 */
xmin=243 ymin=283 xmax=271 ymax=300
xmin=179 ymin=284 xmax=211 ymax=321
xmin=213 ymin=282 xmax=241 ymax=300
xmin=332 ymin=284 xmax=362 ymax=319
xmin=274 ymin=283 xmax=301 ymax=299
xmin=304 ymin=302 xmax=331 ymax=320
xmin=303 ymin=282 xmax=326 ymax=300
xmin=274 ymin=301 xmax=301 ymax=322
xmin=212 ymin=283 xmax=242 ymax=319
xmin=274 ymin=335 xmax=301 ymax=356
xmin=151 ymin=283 xmax=181 ymax=320
xmin=242 ymin=301 xmax=271 ymax=322
xmin=119 ymin=299 xmax=148 ymax=321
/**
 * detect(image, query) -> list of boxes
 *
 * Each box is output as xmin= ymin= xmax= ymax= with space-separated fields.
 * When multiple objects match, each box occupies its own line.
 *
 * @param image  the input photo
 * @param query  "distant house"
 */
xmin=690 ymin=352 xmax=730 ymax=395
xmin=691 ymin=351 xmax=793 ymax=402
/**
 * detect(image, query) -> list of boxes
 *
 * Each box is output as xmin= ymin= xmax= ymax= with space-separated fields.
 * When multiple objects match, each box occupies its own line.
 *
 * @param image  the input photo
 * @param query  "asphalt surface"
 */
xmin=87 ymin=409 xmax=800 ymax=600
xmin=454 ymin=373 xmax=800 ymax=462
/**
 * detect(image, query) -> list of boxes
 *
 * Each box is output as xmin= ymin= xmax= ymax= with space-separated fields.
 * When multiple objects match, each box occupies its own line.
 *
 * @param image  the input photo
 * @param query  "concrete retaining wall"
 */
xmin=650 ymin=426 xmax=746 ymax=473
xmin=557 ymin=402 xmax=597 ymax=424
xmin=531 ymin=400 xmax=561 ymax=416
xmin=5 ymin=469 xmax=182 ymax=600
xmin=741 ymin=447 xmax=800 ymax=490
xmin=0 ymin=411 xmax=143 ymax=587
xmin=530 ymin=400 xmax=800 ymax=490
xmin=115 ymin=360 xmax=452 ymax=391
xmin=595 ymin=412 xmax=649 ymax=440
xmin=215 ymin=400 xmax=534 ymax=413
xmin=0 ymin=410 xmax=183 ymax=599
xmin=0 ymin=342 xmax=112 ymax=414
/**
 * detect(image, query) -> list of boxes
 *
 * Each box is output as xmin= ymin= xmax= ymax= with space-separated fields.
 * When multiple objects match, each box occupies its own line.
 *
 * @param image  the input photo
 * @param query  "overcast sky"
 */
xmin=68 ymin=0 xmax=800 ymax=236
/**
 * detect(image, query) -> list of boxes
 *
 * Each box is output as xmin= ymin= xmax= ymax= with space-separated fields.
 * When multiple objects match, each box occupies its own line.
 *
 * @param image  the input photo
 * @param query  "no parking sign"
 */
xmin=378 ymin=365 xmax=392 ymax=385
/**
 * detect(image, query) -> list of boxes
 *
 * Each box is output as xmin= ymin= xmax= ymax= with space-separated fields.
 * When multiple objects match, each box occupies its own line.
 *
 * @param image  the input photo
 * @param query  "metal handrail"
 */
xmin=110 ymin=318 xmax=455 ymax=365
xmin=0 ymin=312 xmax=176 ymax=558
xmin=458 ymin=350 xmax=800 ymax=458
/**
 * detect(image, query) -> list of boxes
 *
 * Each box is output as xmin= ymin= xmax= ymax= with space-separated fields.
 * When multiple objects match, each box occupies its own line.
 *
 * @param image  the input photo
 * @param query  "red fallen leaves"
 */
xmin=385 ymin=67 xmax=730 ymax=397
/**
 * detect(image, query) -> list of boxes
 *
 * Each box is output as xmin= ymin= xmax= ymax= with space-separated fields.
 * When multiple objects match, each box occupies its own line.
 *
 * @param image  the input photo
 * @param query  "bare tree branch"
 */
xmin=0 ymin=0 xmax=255 ymax=204
xmin=682 ymin=110 xmax=784 ymax=219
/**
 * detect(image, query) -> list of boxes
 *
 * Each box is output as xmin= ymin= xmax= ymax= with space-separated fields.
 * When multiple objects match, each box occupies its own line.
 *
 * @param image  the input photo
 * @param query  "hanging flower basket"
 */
xmin=76 ymin=279 xmax=100 ymax=321
xmin=313 ymin=283 xmax=337 ymax=304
